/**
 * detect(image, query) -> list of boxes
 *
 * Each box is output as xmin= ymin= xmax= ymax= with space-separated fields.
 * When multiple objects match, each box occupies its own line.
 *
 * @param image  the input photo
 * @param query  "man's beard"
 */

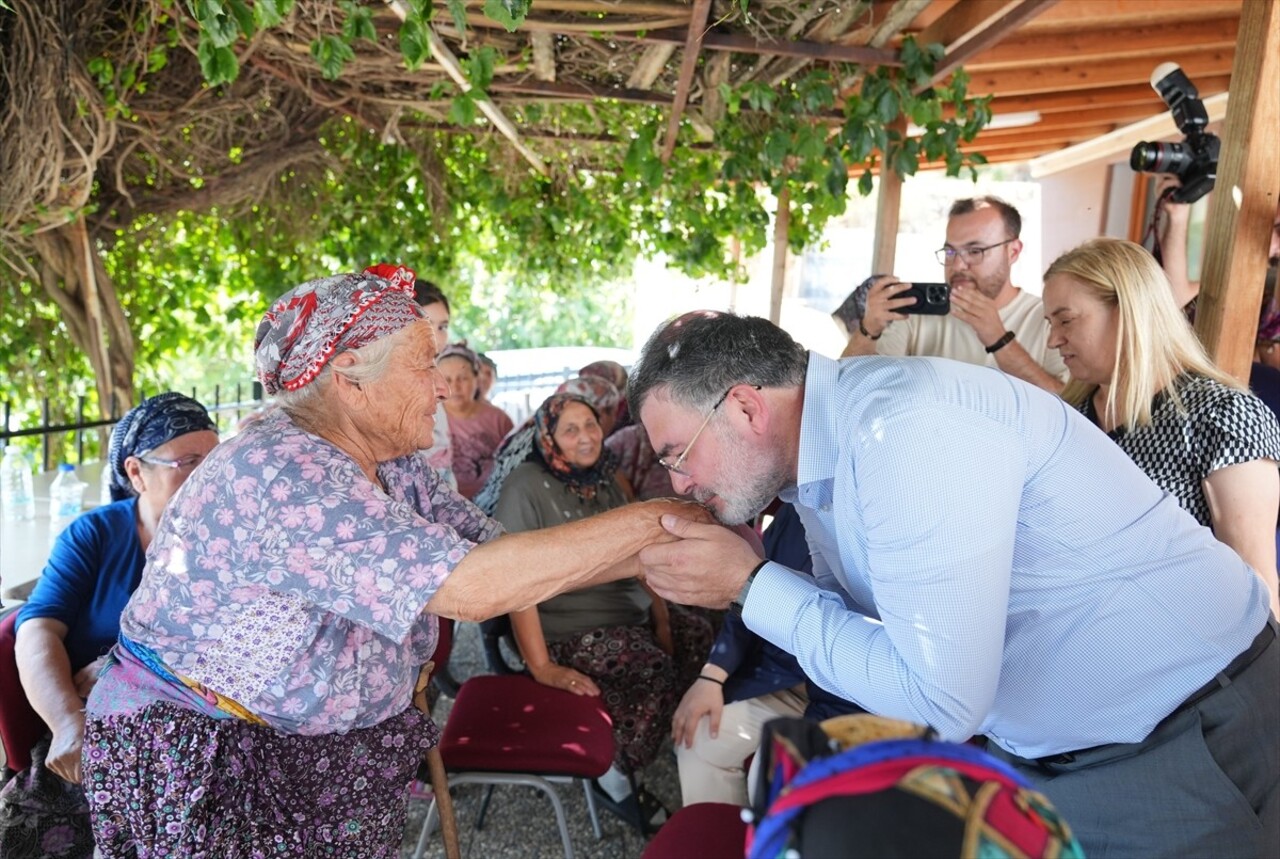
xmin=696 ymin=428 xmax=786 ymax=526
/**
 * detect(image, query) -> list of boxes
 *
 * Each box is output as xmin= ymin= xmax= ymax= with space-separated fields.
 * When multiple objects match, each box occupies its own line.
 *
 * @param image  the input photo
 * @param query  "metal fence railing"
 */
xmin=1 ymin=382 xmax=266 ymax=472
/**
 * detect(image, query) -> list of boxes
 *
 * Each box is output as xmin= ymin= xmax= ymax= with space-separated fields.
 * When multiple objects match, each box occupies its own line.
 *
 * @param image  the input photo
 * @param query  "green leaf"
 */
xmin=147 ymin=46 xmax=169 ymax=73
xmin=311 ymin=34 xmax=355 ymax=80
xmin=189 ymin=0 xmax=240 ymax=48
xmin=875 ymin=87 xmax=899 ymax=125
xmin=447 ymin=0 xmax=469 ymax=36
xmin=196 ymin=38 xmax=239 ymax=84
xmin=227 ymin=0 xmax=256 ymax=38
xmin=483 ymin=0 xmax=530 ymax=32
xmin=340 ymin=1 xmax=378 ymax=42
xmin=858 ymin=170 xmax=874 ymax=196
xmin=449 ymin=93 xmax=477 ymax=125
xmin=464 ymin=46 xmax=497 ymax=93
xmin=254 ymin=0 xmax=288 ymax=29
xmin=399 ymin=15 xmax=432 ymax=70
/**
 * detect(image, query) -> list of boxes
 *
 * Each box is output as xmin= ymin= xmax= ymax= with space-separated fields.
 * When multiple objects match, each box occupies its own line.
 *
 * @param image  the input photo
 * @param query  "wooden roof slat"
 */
xmin=967 ymin=14 xmax=1240 ymax=70
xmin=609 ymin=27 xmax=901 ymax=67
xmin=1014 ymin=0 xmax=1241 ymax=31
xmin=986 ymin=74 xmax=1231 ymax=115
xmin=925 ymin=0 xmax=1060 ymax=82
xmin=660 ymin=0 xmax=711 ymax=163
xmin=966 ymin=44 xmax=1235 ymax=98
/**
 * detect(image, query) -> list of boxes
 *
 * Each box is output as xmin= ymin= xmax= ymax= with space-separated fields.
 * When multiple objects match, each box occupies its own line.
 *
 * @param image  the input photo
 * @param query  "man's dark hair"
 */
xmin=415 ymin=280 xmax=449 ymax=311
xmin=628 ymin=311 xmax=808 ymax=417
xmin=949 ymin=196 xmax=1022 ymax=239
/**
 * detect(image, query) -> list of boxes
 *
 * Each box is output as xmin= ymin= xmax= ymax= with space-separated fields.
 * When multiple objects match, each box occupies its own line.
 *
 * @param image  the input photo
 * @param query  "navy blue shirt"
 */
xmin=1249 ymin=361 xmax=1280 ymax=425
xmin=16 ymin=498 xmax=143 ymax=671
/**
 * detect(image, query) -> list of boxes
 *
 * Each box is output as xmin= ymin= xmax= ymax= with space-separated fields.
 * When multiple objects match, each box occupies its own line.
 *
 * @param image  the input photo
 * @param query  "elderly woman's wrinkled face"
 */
xmin=1043 ymin=273 xmax=1118 ymax=387
xmin=362 ymin=323 xmax=448 ymax=454
xmin=439 ymin=356 xmax=478 ymax=409
xmin=130 ymin=430 xmax=220 ymax=508
xmin=552 ymin=401 xmax=604 ymax=470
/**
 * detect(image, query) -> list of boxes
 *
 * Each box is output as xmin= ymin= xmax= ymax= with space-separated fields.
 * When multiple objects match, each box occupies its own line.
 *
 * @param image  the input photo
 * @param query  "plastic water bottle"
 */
xmin=48 ymin=463 xmax=87 ymax=540
xmin=1 ymin=445 xmax=35 ymax=521
xmin=99 ymin=463 xmax=114 ymax=506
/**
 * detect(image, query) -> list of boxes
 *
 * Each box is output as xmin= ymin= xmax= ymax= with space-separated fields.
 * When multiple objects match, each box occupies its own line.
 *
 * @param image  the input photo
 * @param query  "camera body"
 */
xmin=898 ymin=282 xmax=950 ymax=315
xmin=1129 ymin=63 xmax=1220 ymax=204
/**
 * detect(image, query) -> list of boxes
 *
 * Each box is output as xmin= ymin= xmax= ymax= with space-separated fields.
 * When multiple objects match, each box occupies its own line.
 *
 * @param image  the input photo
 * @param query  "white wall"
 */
xmin=1039 ymin=160 xmax=1115 ymax=269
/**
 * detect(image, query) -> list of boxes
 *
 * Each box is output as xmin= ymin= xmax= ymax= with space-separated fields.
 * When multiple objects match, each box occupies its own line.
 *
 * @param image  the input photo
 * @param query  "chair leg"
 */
xmin=419 ymin=747 xmax=461 ymax=859
xmin=474 ymin=784 xmax=497 ymax=830
xmin=443 ymin=773 xmax=578 ymax=859
xmin=579 ymin=778 xmax=603 ymax=841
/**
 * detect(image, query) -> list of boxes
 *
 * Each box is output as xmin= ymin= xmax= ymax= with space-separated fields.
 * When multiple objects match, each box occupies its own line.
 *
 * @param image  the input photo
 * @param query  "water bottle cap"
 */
xmin=4 ymin=445 xmax=21 ymax=455
xmin=59 ymin=463 xmax=75 ymax=472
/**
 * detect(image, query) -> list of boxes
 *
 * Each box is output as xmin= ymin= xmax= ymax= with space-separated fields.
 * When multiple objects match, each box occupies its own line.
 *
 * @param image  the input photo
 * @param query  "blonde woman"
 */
xmin=1044 ymin=237 xmax=1280 ymax=616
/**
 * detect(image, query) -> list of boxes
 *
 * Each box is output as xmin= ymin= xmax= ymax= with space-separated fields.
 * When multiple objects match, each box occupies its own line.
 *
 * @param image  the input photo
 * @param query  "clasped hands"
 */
xmin=638 ymin=505 xmax=762 ymax=609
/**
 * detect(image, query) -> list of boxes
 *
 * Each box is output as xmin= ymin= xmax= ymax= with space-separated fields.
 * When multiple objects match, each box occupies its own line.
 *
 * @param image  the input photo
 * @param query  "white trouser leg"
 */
xmin=676 ymin=687 xmax=807 ymax=807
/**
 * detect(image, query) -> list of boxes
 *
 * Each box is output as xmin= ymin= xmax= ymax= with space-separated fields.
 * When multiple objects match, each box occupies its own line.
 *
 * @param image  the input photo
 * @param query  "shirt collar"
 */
xmin=794 ymin=351 xmax=844 ymax=504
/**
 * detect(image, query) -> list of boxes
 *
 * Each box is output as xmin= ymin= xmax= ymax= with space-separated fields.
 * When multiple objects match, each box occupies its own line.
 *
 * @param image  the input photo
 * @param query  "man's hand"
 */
xmin=949 ymin=283 xmax=1006 ymax=346
xmin=638 ymin=515 xmax=760 ymax=607
xmin=672 ymin=671 xmax=727 ymax=748
xmin=46 ymin=713 xmax=86 ymax=784
xmin=859 ymin=275 xmax=917 ymax=339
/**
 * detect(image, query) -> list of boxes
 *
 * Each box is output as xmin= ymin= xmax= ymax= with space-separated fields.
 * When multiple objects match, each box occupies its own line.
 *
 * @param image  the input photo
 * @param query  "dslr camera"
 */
xmin=1129 ymin=63 xmax=1220 ymax=204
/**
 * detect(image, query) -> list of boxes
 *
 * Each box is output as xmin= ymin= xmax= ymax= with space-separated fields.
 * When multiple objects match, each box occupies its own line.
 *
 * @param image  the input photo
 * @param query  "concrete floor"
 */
xmin=399 ymin=622 xmax=683 ymax=859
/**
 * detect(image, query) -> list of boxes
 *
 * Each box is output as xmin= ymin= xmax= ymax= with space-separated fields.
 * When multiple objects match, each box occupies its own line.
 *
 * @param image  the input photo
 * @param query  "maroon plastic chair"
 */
xmin=0 ymin=607 xmax=47 ymax=775
xmin=641 ymin=802 xmax=748 ymax=859
xmin=411 ymin=621 xmax=616 ymax=859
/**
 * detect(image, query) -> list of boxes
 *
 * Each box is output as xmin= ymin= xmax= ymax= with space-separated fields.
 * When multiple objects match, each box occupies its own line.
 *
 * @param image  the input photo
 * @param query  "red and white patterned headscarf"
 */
xmin=254 ymin=268 xmax=424 ymax=395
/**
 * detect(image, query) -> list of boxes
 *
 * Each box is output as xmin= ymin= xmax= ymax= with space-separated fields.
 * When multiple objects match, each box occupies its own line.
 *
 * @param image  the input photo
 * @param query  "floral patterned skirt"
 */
xmin=0 ymin=735 xmax=94 ymax=858
xmin=82 ymin=702 xmax=438 ymax=858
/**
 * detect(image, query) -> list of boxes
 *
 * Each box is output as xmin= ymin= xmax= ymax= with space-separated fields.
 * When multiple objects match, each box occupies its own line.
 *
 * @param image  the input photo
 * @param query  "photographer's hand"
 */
xmin=949 ymin=282 xmax=1005 ymax=346
xmin=1154 ymin=176 xmax=1198 ymax=309
xmin=842 ymin=275 xmax=915 ymax=357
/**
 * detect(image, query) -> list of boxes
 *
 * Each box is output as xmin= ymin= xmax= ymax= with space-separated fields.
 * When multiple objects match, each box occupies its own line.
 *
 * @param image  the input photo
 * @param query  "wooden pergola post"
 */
xmin=1193 ymin=0 xmax=1279 ymax=382
xmin=871 ymin=122 xmax=906 ymax=273
xmin=769 ymin=185 xmax=791 ymax=325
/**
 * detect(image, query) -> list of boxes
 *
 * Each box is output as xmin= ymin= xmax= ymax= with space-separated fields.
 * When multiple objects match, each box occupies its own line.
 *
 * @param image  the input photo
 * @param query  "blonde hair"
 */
xmin=1045 ymin=237 xmax=1243 ymax=432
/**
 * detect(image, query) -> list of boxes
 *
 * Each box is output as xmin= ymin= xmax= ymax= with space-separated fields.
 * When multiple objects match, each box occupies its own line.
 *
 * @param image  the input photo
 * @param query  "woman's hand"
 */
xmin=529 ymin=662 xmax=600 ymax=696
xmin=73 ymin=655 xmax=106 ymax=698
xmin=46 ymin=712 xmax=86 ymax=784
xmin=672 ymin=669 xmax=727 ymax=748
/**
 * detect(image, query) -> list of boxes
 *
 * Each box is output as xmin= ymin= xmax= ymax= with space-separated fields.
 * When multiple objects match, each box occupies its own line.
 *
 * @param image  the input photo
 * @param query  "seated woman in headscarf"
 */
xmin=1044 ymin=238 xmax=1280 ymax=617
xmin=437 ymin=342 xmax=513 ymax=499
xmin=493 ymin=392 xmax=715 ymax=833
xmin=1 ymin=393 xmax=217 ymax=859
xmin=80 ymin=270 xmax=708 ymax=857
xmin=473 ymin=373 xmax=626 ymax=514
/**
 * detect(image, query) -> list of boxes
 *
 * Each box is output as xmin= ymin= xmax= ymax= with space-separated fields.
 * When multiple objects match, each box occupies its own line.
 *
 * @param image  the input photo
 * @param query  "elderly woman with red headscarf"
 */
xmin=78 ymin=271 xmax=710 ymax=857
xmin=493 ymin=392 xmax=714 ymax=833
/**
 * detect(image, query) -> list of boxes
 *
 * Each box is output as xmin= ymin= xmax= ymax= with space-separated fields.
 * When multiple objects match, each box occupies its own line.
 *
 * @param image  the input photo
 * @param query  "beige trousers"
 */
xmin=675 ymin=686 xmax=808 ymax=807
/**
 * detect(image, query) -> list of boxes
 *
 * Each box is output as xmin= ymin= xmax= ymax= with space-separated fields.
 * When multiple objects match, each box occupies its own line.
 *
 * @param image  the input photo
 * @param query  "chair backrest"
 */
xmin=0 ymin=607 xmax=47 ymax=773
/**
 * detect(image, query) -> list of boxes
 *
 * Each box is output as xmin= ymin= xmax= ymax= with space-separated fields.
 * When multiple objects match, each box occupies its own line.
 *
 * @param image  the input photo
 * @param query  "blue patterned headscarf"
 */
xmin=108 ymin=392 xmax=217 ymax=501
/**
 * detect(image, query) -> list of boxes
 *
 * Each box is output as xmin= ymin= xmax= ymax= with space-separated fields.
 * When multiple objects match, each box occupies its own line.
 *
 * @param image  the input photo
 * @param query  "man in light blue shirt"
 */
xmin=631 ymin=311 xmax=1277 ymax=858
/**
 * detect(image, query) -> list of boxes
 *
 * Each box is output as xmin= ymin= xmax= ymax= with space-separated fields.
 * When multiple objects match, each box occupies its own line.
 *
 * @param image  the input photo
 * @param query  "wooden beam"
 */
xmin=464 ymin=12 xmax=691 ymax=33
xmin=1195 ymin=0 xmax=1279 ymax=381
xmin=770 ymin=185 xmax=791 ymax=325
xmin=1019 ymin=0 xmax=1241 ymax=31
xmin=987 ymin=75 xmax=1232 ymax=115
xmin=608 ymin=27 xmax=902 ymax=66
xmin=489 ymin=79 xmax=672 ymax=105
xmin=916 ymin=0 xmax=1059 ymax=81
xmin=443 ymin=0 xmax=688 ymax=13
xmin=530 ymin=31 xmax=556 ymax=82
xmin=385 ymin=2 xmax=547 ymax=174
xmin=871 ymin=118 xmax=905 ymax=272
xmin=967 ymin=15 xmax=1240 ymax=70
xmin=965 ymin=45 xmax=1236 ymax=97
xmin=868 ymin=0 xmax=934 ymax=48
xmin=661 ymin=0 xmax=711 ymax=163
xmin=627 ymin=43 xmax=676 ymax=89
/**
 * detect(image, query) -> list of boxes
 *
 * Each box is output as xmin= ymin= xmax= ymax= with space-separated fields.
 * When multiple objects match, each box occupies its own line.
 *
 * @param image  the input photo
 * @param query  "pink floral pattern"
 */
xmin=117 ymin=409 xmax=502 ymax=735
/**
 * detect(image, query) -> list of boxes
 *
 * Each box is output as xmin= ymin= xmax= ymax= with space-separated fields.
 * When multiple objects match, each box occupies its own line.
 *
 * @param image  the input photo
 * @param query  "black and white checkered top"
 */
xmin=1079 ymin=373 xmax=1280 ymax=527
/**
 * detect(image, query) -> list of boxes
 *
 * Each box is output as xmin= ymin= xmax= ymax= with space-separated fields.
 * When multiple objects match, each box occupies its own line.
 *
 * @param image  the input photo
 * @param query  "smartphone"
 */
xmin=898 ymin=282 xmax=950 ymax=315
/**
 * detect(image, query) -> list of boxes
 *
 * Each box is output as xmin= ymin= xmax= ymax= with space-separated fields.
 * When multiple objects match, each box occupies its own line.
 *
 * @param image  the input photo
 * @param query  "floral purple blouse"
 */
xmin=113 ymin=409 xmax=502 ymax=735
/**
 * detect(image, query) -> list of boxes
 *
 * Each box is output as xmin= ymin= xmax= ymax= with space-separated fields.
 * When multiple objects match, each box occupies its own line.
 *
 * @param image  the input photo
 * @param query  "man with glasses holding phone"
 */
xmin=843 ymin=196 xmax=1067 ymax=394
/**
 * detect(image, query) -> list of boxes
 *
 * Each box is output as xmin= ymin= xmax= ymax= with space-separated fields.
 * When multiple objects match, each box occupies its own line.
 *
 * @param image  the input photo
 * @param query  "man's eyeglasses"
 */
xmin=935 ymin=238 xmax=1017 ymax=266
xmin=657 ymin=385 xmax=760 ymax=478
xmin=139 ymin=453 xmax=206 ymax=471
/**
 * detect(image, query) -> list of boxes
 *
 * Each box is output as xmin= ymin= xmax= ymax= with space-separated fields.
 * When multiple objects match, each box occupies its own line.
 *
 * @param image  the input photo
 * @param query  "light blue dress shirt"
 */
xmin=746 ymin=352 xmax=1270 ymax=758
